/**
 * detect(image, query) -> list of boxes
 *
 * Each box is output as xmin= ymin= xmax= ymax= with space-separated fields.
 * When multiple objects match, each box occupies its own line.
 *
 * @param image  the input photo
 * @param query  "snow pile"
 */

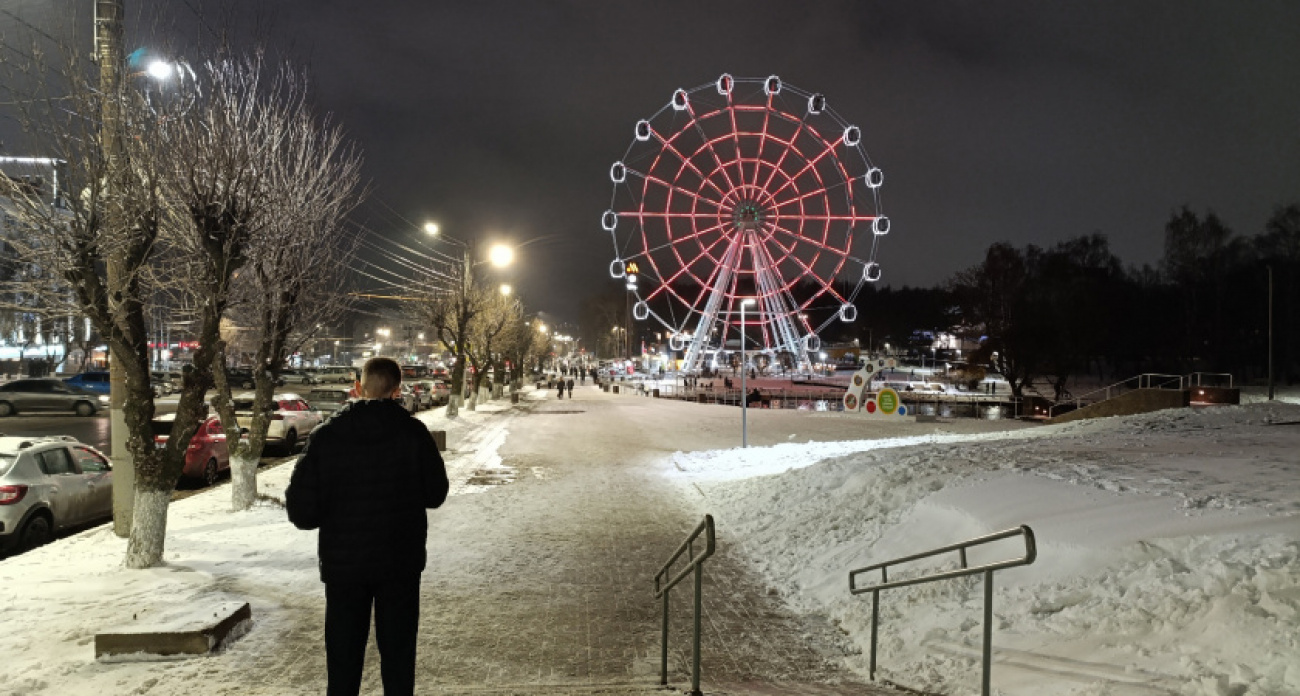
xmin=675 ymin=403 xmax=1300 ymax=695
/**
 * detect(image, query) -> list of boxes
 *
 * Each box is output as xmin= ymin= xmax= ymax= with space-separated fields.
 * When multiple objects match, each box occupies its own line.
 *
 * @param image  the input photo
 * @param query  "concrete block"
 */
xmin=430 ymin=430 xmax=447 ymax=451
xmin=915 ymin=414 xmax=938 ymax=423
xmin=95 ymin=601 xmax=251 ymax=661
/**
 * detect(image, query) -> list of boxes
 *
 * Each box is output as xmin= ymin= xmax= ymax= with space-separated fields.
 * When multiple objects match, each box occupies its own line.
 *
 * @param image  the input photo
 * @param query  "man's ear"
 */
xmin=391 ymin=385 xmax=402 ymax=399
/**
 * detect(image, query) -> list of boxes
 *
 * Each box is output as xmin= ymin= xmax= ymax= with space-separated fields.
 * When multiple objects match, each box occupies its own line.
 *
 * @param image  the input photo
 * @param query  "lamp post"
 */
xmin=740 ymin=298 xmax=755 ymax=447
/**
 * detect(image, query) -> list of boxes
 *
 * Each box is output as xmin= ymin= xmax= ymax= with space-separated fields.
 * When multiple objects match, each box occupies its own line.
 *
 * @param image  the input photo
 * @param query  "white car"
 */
xmin=231 ymin=392 xmax=323 ymax=454
xmin=314 ymin=366 xmax=357 ymax=384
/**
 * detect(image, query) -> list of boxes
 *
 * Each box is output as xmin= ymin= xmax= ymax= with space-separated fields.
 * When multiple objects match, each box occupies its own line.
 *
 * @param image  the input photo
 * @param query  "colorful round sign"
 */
xmin=877 ymin=388 xmax=900 ymax=414
xmin=844 ymin=393 xmax=858 ymax=410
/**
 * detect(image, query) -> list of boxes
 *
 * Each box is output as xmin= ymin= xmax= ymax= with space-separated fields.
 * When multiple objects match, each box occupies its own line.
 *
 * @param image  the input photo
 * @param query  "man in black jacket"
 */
xmin=287 ymin=357 xmax=449 ymax=696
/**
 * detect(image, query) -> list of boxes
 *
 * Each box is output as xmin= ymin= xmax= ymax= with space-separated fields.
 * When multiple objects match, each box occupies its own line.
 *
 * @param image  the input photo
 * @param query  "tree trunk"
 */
xmin=124 ymin=487 xmax=170 ymax=568
xmin=230 ymin=452 xmax=259 ymax=510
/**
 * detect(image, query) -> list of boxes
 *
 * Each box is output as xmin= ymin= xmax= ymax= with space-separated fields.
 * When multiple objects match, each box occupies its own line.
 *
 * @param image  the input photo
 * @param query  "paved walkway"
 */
xmin=243 ymin=385 xmax=901 ymax=694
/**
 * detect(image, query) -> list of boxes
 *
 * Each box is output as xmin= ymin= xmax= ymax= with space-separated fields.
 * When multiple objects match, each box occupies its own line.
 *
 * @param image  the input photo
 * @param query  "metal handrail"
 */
xmin=654 ymin=515 xmax=716 ymax=696
xmin=848 ymin=525 xmax=1037 ymax=696
xmin=1187 ymin=371 xmax=1233 ymax=388
xmin=1049 ymin=372 xmax=1184 ymax=417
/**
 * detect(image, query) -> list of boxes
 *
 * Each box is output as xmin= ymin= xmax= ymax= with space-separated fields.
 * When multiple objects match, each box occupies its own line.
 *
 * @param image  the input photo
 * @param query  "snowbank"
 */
xmin=675 ymin=403 xmax=1300 ymax=696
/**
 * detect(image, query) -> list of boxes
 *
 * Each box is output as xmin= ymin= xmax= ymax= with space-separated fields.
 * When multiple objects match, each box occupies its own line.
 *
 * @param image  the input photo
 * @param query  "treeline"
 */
xmin=852 ymin=204 xmax=1300 ymax=398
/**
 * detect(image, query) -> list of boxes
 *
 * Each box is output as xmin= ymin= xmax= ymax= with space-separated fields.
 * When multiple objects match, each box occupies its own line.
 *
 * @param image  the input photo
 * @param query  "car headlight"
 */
xmin=98 ymin=395 xmax=110 ymax=403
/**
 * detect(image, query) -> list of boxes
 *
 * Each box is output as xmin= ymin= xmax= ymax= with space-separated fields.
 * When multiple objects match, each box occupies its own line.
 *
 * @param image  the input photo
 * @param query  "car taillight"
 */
xmin=0 ymin=485 xmax=28 ymax=505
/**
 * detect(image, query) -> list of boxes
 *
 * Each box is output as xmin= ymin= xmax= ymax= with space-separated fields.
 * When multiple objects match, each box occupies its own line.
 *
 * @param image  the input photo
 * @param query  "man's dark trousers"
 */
xmin=325 ymin=575 xmax=421 ymax=696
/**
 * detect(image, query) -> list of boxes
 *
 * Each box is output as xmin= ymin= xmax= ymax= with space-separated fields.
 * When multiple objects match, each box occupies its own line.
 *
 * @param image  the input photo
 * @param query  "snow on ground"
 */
xmin=0 ymin=396 xmax=532 ymax=696
xmin=672 ymin=401 xmax=1300 ymax=696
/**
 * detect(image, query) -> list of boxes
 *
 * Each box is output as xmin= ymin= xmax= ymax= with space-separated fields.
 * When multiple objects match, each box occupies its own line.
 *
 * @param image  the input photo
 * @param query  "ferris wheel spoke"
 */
xmin=758 ymin=119 xmax=814 ymax=195
xmin=641 ymin=226 xmax=731 ymax=302
xmin=684 ymin=104 xmax=743 ymax=194
xmin=766 ymin=136 xmax=840 ymax=203
xmin=769 ymin=178 xmax=853 ymax=211
xmin=750 ymin=91 xmax=776 ymax=190
xmin=765 ymin=220 xmax=846 ymax=258
xmin=631 ymin=172 xmax=726 ymax=210
xmin=654 ymin=131 xmax=731 ymax=200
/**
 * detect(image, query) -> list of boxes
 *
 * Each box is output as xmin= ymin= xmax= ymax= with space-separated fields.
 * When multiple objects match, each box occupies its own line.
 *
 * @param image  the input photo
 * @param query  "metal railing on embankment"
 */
xmin=849 ymin=525 xmax=1038 ymax=696
xmin=654 ymin=514 xmax=716 ymax=696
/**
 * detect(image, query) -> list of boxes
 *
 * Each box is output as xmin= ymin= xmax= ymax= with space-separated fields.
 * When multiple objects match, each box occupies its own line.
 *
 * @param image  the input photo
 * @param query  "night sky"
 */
xmin=4 ymin=1 xmax=1298 ymax=323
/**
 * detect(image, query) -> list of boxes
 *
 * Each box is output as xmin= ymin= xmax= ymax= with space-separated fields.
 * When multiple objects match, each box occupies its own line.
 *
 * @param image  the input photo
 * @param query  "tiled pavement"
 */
xmin=244 ymin=387 xmax=902 ymax=695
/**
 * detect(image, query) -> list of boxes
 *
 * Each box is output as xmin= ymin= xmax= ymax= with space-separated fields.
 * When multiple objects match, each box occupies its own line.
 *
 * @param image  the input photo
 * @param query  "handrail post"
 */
xmin=692 ymin=560 xmax=704 ymax=696
xmin=869 ymin=588 xmax=879 ymax=680
xmin=660 ymin=591 xmax=669 ymax=685
xmin=982 ymin=569 xmax=993 ymax=696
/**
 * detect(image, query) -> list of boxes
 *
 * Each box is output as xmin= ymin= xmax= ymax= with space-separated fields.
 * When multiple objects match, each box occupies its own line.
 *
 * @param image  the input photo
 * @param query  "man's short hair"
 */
xmin=360 ymin=357 xmax=402 ymax=398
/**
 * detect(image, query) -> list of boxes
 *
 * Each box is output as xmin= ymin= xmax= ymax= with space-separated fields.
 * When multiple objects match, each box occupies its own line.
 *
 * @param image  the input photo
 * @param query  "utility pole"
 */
xmin=97 ymin=0 xmax=132 ymax=537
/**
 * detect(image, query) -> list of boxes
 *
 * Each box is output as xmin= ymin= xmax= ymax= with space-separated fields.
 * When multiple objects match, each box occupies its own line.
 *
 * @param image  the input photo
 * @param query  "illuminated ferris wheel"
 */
xmin=603 ymin=74 xmax=890 ymax=373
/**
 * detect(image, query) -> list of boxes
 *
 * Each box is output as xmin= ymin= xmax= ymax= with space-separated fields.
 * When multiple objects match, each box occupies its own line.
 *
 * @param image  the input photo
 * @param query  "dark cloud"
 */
xmin=4 ymin=1 xmax=1297 ymax=322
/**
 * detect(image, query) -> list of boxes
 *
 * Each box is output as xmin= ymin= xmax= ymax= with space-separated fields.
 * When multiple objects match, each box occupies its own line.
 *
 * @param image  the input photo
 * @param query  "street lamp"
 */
xmin=740 ymin=298 xmax=756 ymax=448
xmin=499 ymin=283 xmax=512 ymax=296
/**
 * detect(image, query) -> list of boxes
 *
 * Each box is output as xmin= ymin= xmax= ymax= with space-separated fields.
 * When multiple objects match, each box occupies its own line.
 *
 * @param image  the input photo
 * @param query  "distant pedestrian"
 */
xmin=566 ymin=377 xmax=574 ymax=398
xmin=557 ymin=379 xmax=565 ymax=399
xmin=286 ymin=357 xmax=449 ymax=696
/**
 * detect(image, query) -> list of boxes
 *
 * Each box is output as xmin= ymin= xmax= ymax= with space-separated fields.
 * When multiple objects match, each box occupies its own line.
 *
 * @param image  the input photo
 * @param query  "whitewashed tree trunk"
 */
xmin=466 ymin=388 xmax=478 ymax=411
xmin=230 ymin=452 xmax=259 ymax=510
xmin=124 ymin=488 xmax=170 ymax=568
xmin=446 ymin=395 xmax=460 ymax=418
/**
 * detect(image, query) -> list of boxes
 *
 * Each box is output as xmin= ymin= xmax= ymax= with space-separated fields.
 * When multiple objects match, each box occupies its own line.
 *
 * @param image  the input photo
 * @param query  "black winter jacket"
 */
xmin=285 ymin=398 xmax=449 ymax=584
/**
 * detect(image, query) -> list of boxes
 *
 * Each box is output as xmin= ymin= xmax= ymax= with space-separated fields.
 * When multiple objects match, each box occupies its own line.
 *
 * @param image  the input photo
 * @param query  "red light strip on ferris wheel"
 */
xmin=761 ymin=222 xmax=851 ymax=305
xmin=682 ymin=102 xmax=744 ymax=194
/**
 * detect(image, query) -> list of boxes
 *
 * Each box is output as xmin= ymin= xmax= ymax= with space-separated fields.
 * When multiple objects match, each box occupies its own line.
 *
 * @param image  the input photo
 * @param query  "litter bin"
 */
xmin=652 ymin=388 xmax=660 ymax=398
xmin=511 ymin=392 xmax=520 ymax=404
xmin=430 ymin=430 xmax=447 ymax=451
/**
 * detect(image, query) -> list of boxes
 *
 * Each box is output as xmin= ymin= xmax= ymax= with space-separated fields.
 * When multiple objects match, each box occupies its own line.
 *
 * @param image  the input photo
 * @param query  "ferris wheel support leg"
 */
xmin=682 ymin=237 xmax=743 ymax=373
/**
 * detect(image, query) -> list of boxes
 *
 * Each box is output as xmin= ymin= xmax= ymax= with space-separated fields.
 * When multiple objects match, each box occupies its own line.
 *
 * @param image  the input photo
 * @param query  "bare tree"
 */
xmin=208 ymin=93 xmax=364 ymax=511
xmin=0 ymin=35 xmax=185 ymax=566
xmin=462 ymin=289 xmax=516 ymax=409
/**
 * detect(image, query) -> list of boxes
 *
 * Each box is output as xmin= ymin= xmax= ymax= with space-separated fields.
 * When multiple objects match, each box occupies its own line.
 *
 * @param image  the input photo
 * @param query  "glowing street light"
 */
xmin=488 ymin=243 xmax=514 ymax=268
xmin=499 ymin=284 xmax=513 ymax=296
xmin=424 ymin=222 xmax=439 ymax=236
xmin=146 ymin=59 xmax=174 ymax=81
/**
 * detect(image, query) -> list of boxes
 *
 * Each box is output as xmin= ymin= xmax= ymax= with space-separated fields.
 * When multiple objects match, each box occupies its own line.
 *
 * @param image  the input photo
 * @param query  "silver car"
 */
xmin=308 ymin=386 xmax=353 ymax=419
xmin=0 ymin=435 xmax=113 ymax=553
xmin=0 ymin=378 xmax=110 ymax=417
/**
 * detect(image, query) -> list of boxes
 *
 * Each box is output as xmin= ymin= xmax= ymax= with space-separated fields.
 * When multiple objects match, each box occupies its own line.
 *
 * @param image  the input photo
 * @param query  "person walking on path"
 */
xmin=286 ymin=357 xmax=450 ymax=696
xmin=566 ymin=377 xmax=574 ymax=398
xmin=557 ymin=378 xmax=565 ymax=399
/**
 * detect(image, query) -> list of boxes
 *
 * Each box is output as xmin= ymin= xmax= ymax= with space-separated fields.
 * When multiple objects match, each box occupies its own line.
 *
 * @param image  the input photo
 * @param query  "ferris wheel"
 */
xmin=603 ymin=74 xmax=890 ymax=373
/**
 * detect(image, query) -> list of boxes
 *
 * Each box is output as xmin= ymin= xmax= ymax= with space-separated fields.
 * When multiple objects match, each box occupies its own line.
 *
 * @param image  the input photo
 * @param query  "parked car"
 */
xmin=63 ymin=371 xmax=111 ymax=394
xmin=413 ymin=379 xmax=449 ymax=407
xmin=149 ymin=371 xmax=179 ymax=396
xmin=0 ymin=435 xmax=113 ymax=553
xmin=314 ymin=366 xmax=357 ymax=384
xmin=225 ymin=367 xmax=285 ymax=390
xmin=231 ymin=392 xmax=323 ymax=454
xmin=0 ymin=379 xmax=109 ymax=417
xmin=151 ymin=413 xmax=231 ymax=487
xmin=399 ymin=384 xmax=419 ymax=413
xmin=281 ymin=368 xmax=317 ymax=386
xmin=409 ymin=381 xmax=435 ymax=410
xmin=307 ymin=386 xmax=353 ymax=419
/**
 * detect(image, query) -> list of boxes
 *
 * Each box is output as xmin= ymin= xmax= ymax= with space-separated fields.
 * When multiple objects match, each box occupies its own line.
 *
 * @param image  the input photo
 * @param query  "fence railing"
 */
xmin=654 ymin=514 xmax=716 ymax=696
xmin=1186 ymin=371 xmax=1234 ymax=388
xmin=848 ymin=525 xmax=1037 ymax=696
xmin=1049 ymin=372 xmax=1184 ymax=418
